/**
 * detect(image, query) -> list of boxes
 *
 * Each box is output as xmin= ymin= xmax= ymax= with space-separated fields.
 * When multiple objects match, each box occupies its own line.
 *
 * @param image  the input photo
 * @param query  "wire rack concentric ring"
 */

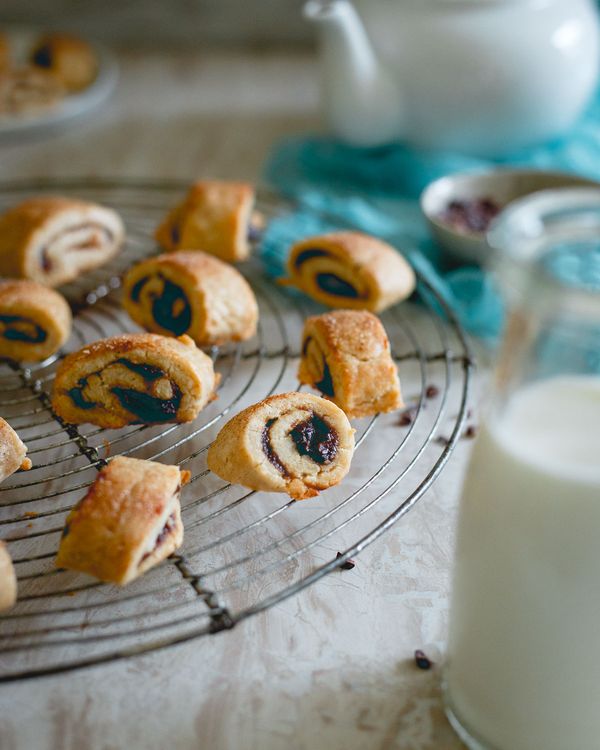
xmin=0 ymin=179 xmax=473 ymax=682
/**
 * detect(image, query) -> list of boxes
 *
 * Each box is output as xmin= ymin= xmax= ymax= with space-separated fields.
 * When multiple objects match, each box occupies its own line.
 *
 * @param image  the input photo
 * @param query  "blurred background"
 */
xmin=1 ymin=0 xmax=312 ymax=48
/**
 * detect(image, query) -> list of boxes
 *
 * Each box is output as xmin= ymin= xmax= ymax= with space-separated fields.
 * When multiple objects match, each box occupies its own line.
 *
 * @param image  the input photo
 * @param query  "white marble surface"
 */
xmin=0 ymin=51 xmax=475 ymax=749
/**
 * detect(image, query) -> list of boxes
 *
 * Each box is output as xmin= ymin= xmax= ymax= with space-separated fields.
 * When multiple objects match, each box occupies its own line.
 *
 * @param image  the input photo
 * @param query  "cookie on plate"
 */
xmin=0 ymin=67 xmax=65 ymax=115
xmin=56 ymin=456 xmax=188 ymax=585
xmin=0 ymin=541 xmax=17 ymax=612
xmin=0 ymin=196 xmax=124 ymax=287
xmin=298 ymin=310 xmax=403 ymax=418
xmin=155 ymin=180 xmax=255 ymax=263
xmin=0 ymin=417 xmax=31 ymax=482
xmin=0 ymin=33 xmax=11 ymax=72
xmin=122 ymin=251 xmax=258 ymax=346
xmin=207 ymin=392 xmax=355 ymax=499
xmin=284 ymin=230 xmax=415 ymax=313
xmin=0 ymin=280 xmax=71 ymax=362
xmin=51 ymin=333 xmax=218 ymax=428
xmin=30 ymin=34 xmax=97 ymax=92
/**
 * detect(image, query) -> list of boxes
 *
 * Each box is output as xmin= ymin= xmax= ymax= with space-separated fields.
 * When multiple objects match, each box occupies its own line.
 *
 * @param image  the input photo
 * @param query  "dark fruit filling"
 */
xmin=316 ymin=359 xmax=334 ymax=397
xmin=68 ymin=361 xmax=182 ymax=423
xmin=261 ymin=418 xmax=288 ymax=476
xmin=0 ymin=315 xmax=47 ymax=344
xmin=439 ymin=197 xmax=502 ymax=234
xmin=68 ymin=378 xmax=97 ymax=410
xmin=290 ymin=412 xmax=338 ymax=464
xmin=130 ymin=273 xmax=192 ymax=336
xmin=115 ymin=358 xmax=166 ymax=381
xmin=247 ymin=222 xmax=262 ymax=243
xmin=112 ymin=382 xmax=182 ymax=424
xmin=316 ymin=273 xmax=360 ymax=299
xmin=130 ymin=275 xmax=150 ymax=302
xmin=294 ymin=248 xmax=328 ymax=268
xmin=141 ymin=512 xmax=176 ymax=561
xmin=32 ymin=44 xmax=52 ymax=68
xmin=302 ymin=338 xmax=335 ymax=397
xmin=170 ymin=224 xmax=180 ymax=245
xmin=40 ymin=224 xmax=115 ymax=273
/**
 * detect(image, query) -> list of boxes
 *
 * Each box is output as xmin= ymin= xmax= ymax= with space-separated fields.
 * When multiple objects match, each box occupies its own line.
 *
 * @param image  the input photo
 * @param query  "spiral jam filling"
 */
xmin=67 ymin=358 xmax=183 ymax=423
xmin=315 ymin=273 xmax=360 ymax=299
xmin=290 ymin=413 xmax=339 ymax=464
xmin=32 ymin=45 xmax=52 ymax=68
xmin=141 ymin=511 xmax=177 ymax=562
xmin=294 ymin=248 xmax=364 ymax=299
xmin=262 ymin=412 xmax=339 ymax=474
xmin=41 ymin=223 xmax=115 ymax=272
xmin=302 ymin=337 xmax=335 ymax=397
xmin=0 ymin=314 xmax=47 ymax=344
xmin=294 ymin=248 xmax=328 ymax=267
xmin=262 ymin=418 xmax=289 ymax=477
xmin=130 ymin=273 xmax=192 ymax=336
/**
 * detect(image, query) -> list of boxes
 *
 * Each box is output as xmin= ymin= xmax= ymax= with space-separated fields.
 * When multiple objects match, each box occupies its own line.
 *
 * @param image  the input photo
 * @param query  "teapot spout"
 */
xmin=304 ymin=0 xmax=404 ymax=147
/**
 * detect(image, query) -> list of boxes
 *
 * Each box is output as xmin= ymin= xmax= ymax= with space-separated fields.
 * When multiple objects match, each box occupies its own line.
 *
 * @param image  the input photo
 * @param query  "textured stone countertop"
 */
xmin=0 ymin=50 xmax=473 ymax=750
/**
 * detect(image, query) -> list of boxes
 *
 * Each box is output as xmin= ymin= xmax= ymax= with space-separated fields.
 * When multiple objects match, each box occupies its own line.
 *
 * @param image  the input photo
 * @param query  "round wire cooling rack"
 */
xmin=0 ymin=178 xmax=474 ymax=682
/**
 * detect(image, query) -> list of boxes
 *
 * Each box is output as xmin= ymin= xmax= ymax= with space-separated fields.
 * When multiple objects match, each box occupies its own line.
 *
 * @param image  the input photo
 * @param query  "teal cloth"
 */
xmin=259 ymin=86 xmax=600 ymax=343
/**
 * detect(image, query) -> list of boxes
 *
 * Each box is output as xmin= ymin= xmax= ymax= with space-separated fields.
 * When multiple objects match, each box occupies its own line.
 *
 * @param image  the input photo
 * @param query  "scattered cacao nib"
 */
xmin=425 ymin=385 xmax=439 ymax=399
xmin=398 ymin=405 xmax=418 ymax=426
xmin=414 ymin=649 xmax=433 ymax=670
xmin=336 ymin=551 xmax=356 ymax=570
xmin=439 ymin=197 xmax=502 ymax=234
xmin=464 ymin=425 xmax=477 ymax=439
xmin=434 ymin=436 xmax=450 ymax=447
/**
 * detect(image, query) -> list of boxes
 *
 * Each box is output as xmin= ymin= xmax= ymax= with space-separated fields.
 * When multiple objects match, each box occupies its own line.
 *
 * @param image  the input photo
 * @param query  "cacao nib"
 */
xmin=414 ymin=649 xmax=433 ymax=670
xmin=336 ymin=551 xmax=355 ymax=570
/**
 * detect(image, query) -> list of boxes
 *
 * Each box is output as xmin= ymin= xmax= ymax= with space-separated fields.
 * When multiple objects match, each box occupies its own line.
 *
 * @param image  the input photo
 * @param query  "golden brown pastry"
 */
xmin=0 ymin=67 xmax=65 ymax=115
xmin=56 ymin=457 xmax=189 ymax=585
xmin=51 ymin=333 xmax=218 ymax=428
xmin=0 ymin=417 xmax=31 ymax=481
xmin=122 ymin=251 xmax=258 ymax=346
xmin=0 ymin=280 xmax=71 ymax=362
xmin=155 ymin=180 xmax=255 ymax=262
xmin=30 ymin=34 xmax=97 ymax=92
xmin=0 ymin=33 xmax=11 ymax=72
xmin=207 ymin=392 xmax=355 ymax=500
xmin=0 ymin=196 xmax=124 ymax=287
xmin=298 ymin=310 xmax=403 ymax=418
xmin=283 ymin=230 xmax=416 ymax=313
xmin=0 ymin=541 xmax=17 ymax=612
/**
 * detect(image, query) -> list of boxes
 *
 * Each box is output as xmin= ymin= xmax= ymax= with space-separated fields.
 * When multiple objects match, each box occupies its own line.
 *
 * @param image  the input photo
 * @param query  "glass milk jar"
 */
xmin=444 ymin=189 xmax=600 ymax=750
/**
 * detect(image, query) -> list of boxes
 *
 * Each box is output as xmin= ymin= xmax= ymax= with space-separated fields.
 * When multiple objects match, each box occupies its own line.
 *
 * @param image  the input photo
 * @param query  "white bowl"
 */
xmin=420 ymin=169 xmax=600 ymax=265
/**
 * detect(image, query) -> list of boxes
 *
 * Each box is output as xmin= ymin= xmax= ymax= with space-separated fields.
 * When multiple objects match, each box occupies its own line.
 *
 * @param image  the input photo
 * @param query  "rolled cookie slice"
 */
xmin=0 ymin=196 xmax=124 ymax=287
xmin=0 ymin=417 xmax=31 ymax=482
xmin=122 ymin=251 xmax=258 ymax=346
xmin=0 ymin=67 xmax=65 ymax=115
xmin=299 ymin=310 xmax=403 ymax=418
xmin=284 ymin=230 xmax=416 ymax=313
xmin=155 ymin=180 xmax=255 ymax=262
xmin=207 ymin=392 xmax=355 ymax=500
xmin=0 ymin=280 xmax=71 ymax=362
xmin=30 ymin=34 xmax=98 ymax=92
xmin=0 ymin=541 xmax=17 ymax=612
xmin=51 ymin=333 xmax=218 ymax=428
xmin=56 ymin=456 xmax=189 ymax=585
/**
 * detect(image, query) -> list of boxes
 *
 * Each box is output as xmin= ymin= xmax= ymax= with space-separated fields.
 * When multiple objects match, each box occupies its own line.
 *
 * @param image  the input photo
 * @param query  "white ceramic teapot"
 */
xmin=304 ymin=0 xmax=600 ymax=156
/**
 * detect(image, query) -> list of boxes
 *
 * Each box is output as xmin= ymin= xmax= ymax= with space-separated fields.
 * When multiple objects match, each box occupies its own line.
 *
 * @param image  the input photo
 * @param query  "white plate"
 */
xmin=0 ymin=29 xmax=118 ymax=140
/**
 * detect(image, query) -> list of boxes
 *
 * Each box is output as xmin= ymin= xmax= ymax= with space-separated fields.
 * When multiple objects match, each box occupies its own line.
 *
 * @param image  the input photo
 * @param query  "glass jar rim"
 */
xmin=487 ymin=187 xmax=600 ymax=314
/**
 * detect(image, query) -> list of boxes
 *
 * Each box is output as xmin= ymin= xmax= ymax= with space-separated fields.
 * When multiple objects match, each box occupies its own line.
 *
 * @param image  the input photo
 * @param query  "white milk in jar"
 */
xmin=446 ymin=375 xmax=600 ymax=750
